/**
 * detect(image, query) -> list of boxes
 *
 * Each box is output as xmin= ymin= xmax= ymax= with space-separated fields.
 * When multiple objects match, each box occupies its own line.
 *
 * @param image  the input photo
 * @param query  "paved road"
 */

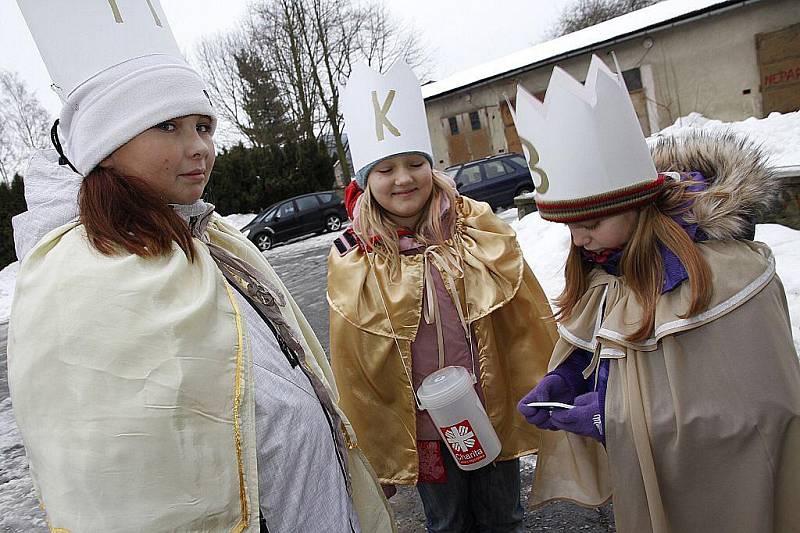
xmin=0 ymin=216 xmax=615 ymax=531
xmin=0 ymin=319 xmax=49 ymax=532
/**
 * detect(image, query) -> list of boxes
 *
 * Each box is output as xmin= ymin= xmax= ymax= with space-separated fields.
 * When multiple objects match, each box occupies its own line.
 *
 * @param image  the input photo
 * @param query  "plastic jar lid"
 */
xmin=417 ymin=366 xmax=473 ymax=410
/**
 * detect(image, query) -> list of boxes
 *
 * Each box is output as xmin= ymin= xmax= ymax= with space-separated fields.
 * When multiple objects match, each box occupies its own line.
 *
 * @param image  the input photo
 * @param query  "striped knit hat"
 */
xmin=512 ymin=55 xmax=662 ymax=223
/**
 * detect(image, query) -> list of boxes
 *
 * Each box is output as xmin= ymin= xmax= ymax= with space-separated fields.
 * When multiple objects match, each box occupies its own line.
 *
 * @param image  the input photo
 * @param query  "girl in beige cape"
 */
xmin=514 ymin=55 xmax=800 ymax=533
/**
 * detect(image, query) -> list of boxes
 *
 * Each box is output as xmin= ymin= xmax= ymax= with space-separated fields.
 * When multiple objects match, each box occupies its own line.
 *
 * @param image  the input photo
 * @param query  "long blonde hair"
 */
xmin=554 ymin=177 xmax=713 ymax=342
xmin=354 ymin=169 xmax=459 ymax=279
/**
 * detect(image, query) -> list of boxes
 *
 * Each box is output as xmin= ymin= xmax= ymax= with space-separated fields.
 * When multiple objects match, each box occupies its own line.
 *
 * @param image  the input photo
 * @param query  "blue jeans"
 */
xmin=416 ymin=442 xmax=524 ymax=533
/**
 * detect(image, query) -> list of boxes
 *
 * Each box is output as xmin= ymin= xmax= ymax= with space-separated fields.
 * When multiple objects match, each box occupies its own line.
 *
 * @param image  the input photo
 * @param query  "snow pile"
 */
xmin=220 ymin=213 xmax=257 ymax=229
xmin=511 ymin=212 xmax=571 ymax=302
xmin=654 ymin=111 xmax=800 ymax=169
xmin=756 ymin=224 xmax=800 ymax=353
xmin=0 ymin=262 xmax=19 ymax=324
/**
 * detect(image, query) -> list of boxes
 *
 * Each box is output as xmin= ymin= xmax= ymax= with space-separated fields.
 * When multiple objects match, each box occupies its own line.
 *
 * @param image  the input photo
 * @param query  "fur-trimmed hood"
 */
xmin=650 ymin=131 xmax=780 ymax=241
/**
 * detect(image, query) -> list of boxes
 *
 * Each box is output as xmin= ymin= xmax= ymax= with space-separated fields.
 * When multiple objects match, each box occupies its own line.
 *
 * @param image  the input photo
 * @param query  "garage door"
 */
xmin=757 ymin=22 xmax=800 ymax=114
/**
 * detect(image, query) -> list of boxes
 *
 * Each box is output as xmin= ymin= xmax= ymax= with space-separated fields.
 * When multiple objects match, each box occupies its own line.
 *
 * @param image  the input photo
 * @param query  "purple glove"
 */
xmin=517 ymin=373 xmax=575 ymax=430
xmin=549 ymin=391 xmax=603 ymax=443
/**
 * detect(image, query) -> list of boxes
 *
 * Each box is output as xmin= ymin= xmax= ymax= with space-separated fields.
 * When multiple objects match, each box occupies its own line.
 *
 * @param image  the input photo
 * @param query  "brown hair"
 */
xmin=355 ymin=169 xmax=458 ymax=279
xmin=79 ymin=167 xmax=196 ymax=261
xmin=555 ymin=177 xmax=712 ymax=342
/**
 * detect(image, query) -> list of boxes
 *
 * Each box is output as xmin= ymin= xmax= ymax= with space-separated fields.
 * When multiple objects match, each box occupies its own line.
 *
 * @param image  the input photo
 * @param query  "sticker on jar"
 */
xmin=441 ymin=419 xmax=486 ymax=465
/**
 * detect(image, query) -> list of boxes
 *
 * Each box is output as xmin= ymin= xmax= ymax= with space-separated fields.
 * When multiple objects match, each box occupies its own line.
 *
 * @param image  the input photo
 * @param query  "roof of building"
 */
xmin=422 ymin=0 xmax=753 ymax=101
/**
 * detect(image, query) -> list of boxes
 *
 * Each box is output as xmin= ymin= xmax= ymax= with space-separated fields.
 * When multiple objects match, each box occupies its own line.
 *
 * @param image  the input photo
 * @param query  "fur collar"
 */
xmin=650 ymin=132 xmax=780 ymax=240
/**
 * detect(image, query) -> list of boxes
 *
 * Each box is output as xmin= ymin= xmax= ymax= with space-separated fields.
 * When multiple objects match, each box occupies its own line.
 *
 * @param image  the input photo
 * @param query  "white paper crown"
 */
xmin=341 ymin=61 xmax=433 ymax=176
xmin=512 ymin=55 xmax=660 ymax=222
xmin=17 ymin=0 xmax=214 ymax=176
xmin=17 ymin=0 xmax=181 ymax=102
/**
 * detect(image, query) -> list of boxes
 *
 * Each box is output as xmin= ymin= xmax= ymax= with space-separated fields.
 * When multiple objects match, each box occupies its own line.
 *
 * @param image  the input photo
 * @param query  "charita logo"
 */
xmin=441 ymin=419 xmax=486 ymax=466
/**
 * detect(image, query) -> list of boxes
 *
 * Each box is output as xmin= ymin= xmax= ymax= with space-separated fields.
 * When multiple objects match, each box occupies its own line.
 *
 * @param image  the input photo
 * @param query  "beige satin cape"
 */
xmin=327 ymin=196 xmax=557 ymax=484
xmin=8 ymin=217 xmax=395 ymax=532
xmin=531 ymin=240 xmax=800 ymax=533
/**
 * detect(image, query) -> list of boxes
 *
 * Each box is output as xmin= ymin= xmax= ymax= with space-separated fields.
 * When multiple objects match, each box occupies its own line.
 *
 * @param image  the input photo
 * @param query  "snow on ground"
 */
xmin=654 ymin=111 xmax=800 ymax=168
xmin=511 ymin=211 xmax=571 ymax=303
xmin=0 ymin=262 xmax=19 ymax=325
xmin=220 ymin=212 xmax=257 ymax=229
xmin=0 ymin=397 xmax=47 ymax=531
xmin=262 ymin=226 xmax=348 ymax=263
xmin=756 ymin=224 xmax=800 ymax=353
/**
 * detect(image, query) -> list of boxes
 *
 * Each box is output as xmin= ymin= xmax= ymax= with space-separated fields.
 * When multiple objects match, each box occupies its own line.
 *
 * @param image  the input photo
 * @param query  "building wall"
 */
xmin=424 ymin=0 xmax=800 ymax=169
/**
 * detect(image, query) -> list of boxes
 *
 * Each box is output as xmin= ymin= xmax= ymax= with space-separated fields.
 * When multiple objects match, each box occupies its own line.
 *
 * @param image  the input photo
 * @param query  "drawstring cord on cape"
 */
xmin=422 ymin=243 xmax=477 ymax=379
xmin=364 ymin=208 xmax=479 ymax=411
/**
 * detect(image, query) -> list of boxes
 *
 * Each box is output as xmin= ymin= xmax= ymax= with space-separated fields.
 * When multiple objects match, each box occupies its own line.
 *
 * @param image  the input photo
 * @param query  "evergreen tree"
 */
xmin=208 ymin=138 xmax=336 ymax=216
xmin=235 ymin=49 xmax=293 ymax=148
xmin=0 ymin=174 xmax=26 ymax=268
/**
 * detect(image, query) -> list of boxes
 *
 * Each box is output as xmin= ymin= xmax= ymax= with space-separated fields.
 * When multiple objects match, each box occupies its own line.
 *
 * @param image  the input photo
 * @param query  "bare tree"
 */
xmin=290 ymin=0 xmax=432 ymax=179
xmin=0 ymin=70 xmax=51 ymax=181
xmin=353 ymin=3 xmax=433 ymax=81
xmin=550 ymin=0 xmax=663 ymax=38
xmin=193 ymin=31 xmax=256 ymax=146
xmin=194 ymin=0 xmax=433 ymax=179
xmin=251 ymin=0 xmax=323 ymax=142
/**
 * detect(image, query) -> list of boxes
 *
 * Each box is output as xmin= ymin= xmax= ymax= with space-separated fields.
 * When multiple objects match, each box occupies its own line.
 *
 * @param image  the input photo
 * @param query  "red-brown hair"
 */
xmin=554 ymin=177 xmax=712 ymax=342
xmin=79 ymin=167 xmax=196 ymax=261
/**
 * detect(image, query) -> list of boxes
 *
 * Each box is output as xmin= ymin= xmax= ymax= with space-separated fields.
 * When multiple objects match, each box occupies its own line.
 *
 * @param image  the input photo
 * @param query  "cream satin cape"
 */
xmin=327 ymin=197 xmax=557 ymax=484
xmin=532 ymin=240 xmax=800 ymax=533
xmin=8 ymin=217 xmax=395 ymax=532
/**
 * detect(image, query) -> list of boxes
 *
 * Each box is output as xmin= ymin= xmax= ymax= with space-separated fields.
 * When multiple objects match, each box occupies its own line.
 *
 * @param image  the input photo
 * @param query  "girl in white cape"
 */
xmin=9 ymin=3 xmax=393 ymax=531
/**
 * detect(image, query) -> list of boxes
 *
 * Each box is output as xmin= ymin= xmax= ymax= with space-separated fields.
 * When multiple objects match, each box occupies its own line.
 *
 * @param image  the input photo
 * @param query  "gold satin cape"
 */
xmin=531 ymin=240 xmax=800 ymax=533
xmin=327 ymin=196 xmax=557 ymax=484
xmin=9 ymin=217 xmax=395 ymax=533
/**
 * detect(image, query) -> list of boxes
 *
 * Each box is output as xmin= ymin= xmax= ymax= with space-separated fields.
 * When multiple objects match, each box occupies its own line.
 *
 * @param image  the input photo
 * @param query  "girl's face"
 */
xmin=367 ymin=153 xmax=433 ymax=228
xmin=567 ymin=210 xmax=639 ymax=252
xmin=100 ymin=114 xmax=215 ymax=205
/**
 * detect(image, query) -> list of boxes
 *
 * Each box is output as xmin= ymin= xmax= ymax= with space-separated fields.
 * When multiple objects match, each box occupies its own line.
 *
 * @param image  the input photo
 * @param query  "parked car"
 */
xmin=241 ymin=190 xmax=347 ymax=251
xmin=444 ymin=153 xmax=535 ymax=209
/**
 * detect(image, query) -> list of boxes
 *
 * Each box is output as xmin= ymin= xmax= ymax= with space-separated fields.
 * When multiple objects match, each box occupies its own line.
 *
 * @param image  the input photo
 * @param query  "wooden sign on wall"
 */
xmin=757 ymin=23 xmax=800 ymax=114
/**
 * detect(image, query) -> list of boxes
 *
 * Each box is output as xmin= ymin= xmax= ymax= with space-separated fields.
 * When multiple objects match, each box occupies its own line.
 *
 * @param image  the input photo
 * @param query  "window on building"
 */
xmin=622 ymin=68 xmax=643 ymax=91
xmin=469 ymin=111 xmax=481 ymax=130
xmin=448 ymin=116 xmax=459 ymax=135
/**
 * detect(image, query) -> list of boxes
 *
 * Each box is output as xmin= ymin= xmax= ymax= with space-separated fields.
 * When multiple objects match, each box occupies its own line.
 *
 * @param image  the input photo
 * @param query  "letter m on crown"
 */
xmin=372 ymin=90 xmax=401 ymax=141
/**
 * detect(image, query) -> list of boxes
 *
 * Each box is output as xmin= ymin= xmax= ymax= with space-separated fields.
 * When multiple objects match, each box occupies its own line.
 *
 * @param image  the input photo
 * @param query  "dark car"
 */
xmin=444 ymin=153 xmax=535 ymax=209
xmin=241 ymin=191 xmax=347 ymax=251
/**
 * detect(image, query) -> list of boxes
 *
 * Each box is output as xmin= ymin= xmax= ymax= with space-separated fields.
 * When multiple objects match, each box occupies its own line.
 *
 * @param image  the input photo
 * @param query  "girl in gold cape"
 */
xmin=327 ymin=150 xmax=556 ymax=531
